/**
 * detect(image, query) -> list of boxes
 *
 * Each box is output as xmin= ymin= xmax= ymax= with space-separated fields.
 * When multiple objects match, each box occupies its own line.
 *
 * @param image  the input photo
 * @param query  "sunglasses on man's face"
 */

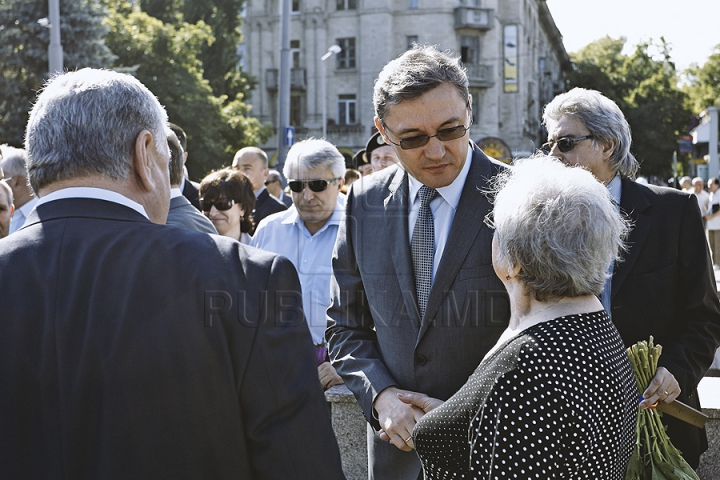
xmin=384 ymin=124 xmax=470 ymax=150
xmin=199 ymin=197 xmax=235 ymax=212
xmin=287 ymin=178 xmax=340 ymax=193
xmin=541 ymin=135 xmax=593 ymax=154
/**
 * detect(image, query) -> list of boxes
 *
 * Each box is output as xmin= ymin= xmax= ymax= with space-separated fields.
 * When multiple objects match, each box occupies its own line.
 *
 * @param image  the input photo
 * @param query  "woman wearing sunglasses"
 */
xmin=199 ymin=168 xmax=256 ymax=244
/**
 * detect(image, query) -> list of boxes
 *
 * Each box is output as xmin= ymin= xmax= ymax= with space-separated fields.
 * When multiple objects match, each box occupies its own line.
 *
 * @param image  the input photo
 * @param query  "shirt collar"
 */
xmin=170 ymin=188 xmax=183 ymax=199
xmin=606 ymin=173 xmax=622 ymax=206
xmin=255 ymin=186 xmax=266 ymax=199
xmin=282 ymin=194 xmax=346 ymax=236
xmin=408 ymin=145 xmax=473 ymax=209
xmin=36 ymin=187 xmax=149 ymax=219
xmin=17 ymin=196 xmax=38 ymax=216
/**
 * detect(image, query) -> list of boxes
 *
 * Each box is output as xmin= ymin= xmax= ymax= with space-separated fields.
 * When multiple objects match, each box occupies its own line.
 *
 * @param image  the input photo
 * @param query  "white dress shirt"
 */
xmin=35 ymin=187 xmax=149 ymax=219
xmin=8 ymin=196 xmax=38 ymax=234
xmin=407 ymin=147 xmax=473 ymax=283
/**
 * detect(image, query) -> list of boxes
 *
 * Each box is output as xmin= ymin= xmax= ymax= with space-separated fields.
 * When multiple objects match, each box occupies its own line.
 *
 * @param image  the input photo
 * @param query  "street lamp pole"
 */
xmin=48 ymin=0 xmax=63 ymax=73
xmin=321 ymin=45 xmax=341 ymax=140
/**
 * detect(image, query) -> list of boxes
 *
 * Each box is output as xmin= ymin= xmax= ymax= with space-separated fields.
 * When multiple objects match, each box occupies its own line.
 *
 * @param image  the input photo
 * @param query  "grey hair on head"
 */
xmin=491 ymin=155 xmax=630 ymax=302
xmin=0 ymin=145 xmax=29 ymax=178
xmin=542 ymin=87 xmax=639 ymax=179
xmin=25 ymin=68 xmax=168 ymax=193
xmin=283 ymin=138 xmax=346 ymax=180
xmin=373 ymin=44 xmax=470 ymax=125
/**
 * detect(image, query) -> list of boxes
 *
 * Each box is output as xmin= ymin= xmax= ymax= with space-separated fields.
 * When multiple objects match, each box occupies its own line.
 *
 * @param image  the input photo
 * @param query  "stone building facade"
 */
xmin=242 ymin=0 xmax=570 ymax=163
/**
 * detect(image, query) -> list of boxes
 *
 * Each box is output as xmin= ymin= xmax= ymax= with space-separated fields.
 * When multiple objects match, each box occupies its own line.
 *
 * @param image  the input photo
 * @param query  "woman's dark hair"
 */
xmin=199 ymin=168 xmax=256 ymax=234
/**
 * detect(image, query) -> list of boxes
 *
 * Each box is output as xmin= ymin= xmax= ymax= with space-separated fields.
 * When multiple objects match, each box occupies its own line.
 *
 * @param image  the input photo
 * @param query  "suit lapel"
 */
xmin=418 ymin=145 xmax=495 ymax=340
xmin=612 ymin=178 xmax=653 ymax=299
xmin=385 ymin=168 xmax=423 ymax=328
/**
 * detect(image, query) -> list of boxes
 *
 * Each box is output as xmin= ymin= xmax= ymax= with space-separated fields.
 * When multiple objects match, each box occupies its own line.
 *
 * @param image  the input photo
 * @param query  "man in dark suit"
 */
xmin=166 ymin=130 xmax=217 ymax=233
xmin=169 ymin=122 xmax=202 ymax=210
xmin=542 ymin=87 xmax=720 ymax=469
xmin=326 ymin=45 xmax=509 ymax=479
xmin=265 ymin=169 xmax=293 ymax=207
xmin=0 ymin=68 xmax=344 ymax=479
xmin=232 ymin=146 xmax=286 ymax=230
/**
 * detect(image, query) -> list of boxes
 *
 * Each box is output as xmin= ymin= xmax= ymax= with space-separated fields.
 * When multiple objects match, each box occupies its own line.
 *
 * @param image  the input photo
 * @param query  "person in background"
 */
xmin=199 ymin=168 xmax=255 ymax=244
xmin=168 ymin=123 xmax=201 ymax=210
xmin=705 ymin=177 xmax=720 ymax=265
xmin=693 ymin=176 xmax=710 ymax=228
xmin=365 ymin=131 xmax=399 ymax=173
xmin=0 ymin=67 xmax=344 ymax=479
xmin=405 ymin=156 xmax=637 ymax=479
xmin=232 ymin=146 xmax=286 ymax=229
xmin=166 ymin=131 xmax=217 ymax=234
xmin=680 ymin=175 xmax=692 ymax=192
xmin=0 ymin=145 xmax=37 ymax=234
xmin=251 ymin=138 xmax=346 ymax=391
xmin=343 ymin=168 xmax=361 ymax=192
xmin=351 ymin=148 xmax=373 ymax=176
xmin=542 ymin=86 xmax=720 ymax=469
xmin=265 ymin=169 xmax=292 ymax=207
xmin=0 ymin=179 xmax=14 ymax=238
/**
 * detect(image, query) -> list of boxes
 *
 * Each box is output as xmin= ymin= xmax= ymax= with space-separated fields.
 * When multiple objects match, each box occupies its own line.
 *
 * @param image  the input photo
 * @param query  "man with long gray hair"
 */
xmin=0 ymin=68 xmax=344 ymax=479
xmin=542 ymin=87 xmax=720 ymax=469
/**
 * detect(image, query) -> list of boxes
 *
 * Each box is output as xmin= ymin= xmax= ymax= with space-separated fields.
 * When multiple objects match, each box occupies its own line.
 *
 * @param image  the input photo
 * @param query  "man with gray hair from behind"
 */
xmin=542 ymin=86 xmax=720 ymax=469
xmin=0 ymin=68 xmax=344 ymax=479
xmin=251 ymin=138 xmax=346 ymax=391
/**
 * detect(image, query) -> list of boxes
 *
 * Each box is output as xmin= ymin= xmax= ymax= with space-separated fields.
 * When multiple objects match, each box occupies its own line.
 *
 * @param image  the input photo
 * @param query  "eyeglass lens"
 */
xmin=541 ymin=135 xmax=592 ymax=154
xmin=288 ymin=179 xmax=334 ymax=193
xmin=398 ymin=125 xmax=469 ymax=150
xmin=200 ymin=198 xmax=234 ymax=212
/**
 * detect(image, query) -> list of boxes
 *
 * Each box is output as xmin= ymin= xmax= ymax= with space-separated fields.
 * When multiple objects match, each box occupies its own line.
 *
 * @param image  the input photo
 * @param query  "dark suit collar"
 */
xmin=612 ymin=178 xmax=654 ymax=299
xmin=23 ymin=197 xmax=151 ymax=230
xmin=256 ymin=188 xmax=270 ymax=207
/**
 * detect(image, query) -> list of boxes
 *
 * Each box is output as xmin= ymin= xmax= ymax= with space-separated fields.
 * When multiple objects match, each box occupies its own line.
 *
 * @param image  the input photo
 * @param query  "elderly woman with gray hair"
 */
xmin=398 ymin=157 xmax=638 ymax=479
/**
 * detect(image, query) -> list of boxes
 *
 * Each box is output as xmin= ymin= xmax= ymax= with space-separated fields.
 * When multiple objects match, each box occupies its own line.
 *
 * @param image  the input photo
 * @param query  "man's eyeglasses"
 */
xmin=383 ymin=124 xmax=470 ymax=150
xmin=541 ymin=135 xmax=593 ymax=154
xmin=199 ymin=198 xmax=235 ymax=212
xmin=287 ymin=178 xmax=341 ymax=193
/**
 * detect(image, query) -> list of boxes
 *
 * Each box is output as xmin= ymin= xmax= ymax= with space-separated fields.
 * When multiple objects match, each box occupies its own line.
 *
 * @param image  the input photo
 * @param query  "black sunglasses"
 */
xmin=384 ymin=124 xmax=470 ymax=150
xmin=287 ymin=178 xmax=340 ymax=193
xmin=199 ymin=197 xmax=236 ymax=212
xmin=541 ymin=135 xmax=593 ymax=154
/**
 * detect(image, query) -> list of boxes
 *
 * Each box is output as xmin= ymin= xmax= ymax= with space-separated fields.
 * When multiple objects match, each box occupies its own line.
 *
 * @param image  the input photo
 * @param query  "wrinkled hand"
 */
xmin=318 ymin=362 xmax=343 ymax=390
xmin=373 ymin=387 xmax=428 ymax=451
xmin=396 ymin=391 xmax=444 ymax=413
xmin=639 ymin=366 xmax=681 ymax=409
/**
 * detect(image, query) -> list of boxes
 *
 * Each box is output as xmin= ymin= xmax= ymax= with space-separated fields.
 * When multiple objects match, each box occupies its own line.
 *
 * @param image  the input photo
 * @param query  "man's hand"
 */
xmin=639 ymin=366 xmax=681 ymax=408
xmin=318 ymin=362 xmax=343 ymax=390
xmin=373 ymin=387 xmax=428 ymax=451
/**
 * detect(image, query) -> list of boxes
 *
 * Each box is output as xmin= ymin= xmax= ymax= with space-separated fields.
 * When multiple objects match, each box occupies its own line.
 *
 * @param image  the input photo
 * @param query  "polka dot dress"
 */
xmin=413 ymin=311 xmax=638 ymax=479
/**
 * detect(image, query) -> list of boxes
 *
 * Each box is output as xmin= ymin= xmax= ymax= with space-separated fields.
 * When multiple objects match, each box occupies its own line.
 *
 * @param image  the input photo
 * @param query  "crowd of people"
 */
xmin=1 ymin=45 xmax=719 ymax=479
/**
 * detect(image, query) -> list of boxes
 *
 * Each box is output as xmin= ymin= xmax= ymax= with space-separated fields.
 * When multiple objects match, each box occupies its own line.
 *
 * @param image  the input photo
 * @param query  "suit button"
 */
xmin=416 ymin=355 xmax=427 ymax=365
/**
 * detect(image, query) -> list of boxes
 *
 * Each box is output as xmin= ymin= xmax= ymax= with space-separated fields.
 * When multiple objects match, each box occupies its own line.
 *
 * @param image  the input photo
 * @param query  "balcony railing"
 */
xmin=265 ymin=68 xmax=307 ymax=91
xmin=454 ymin=7 xmax=493 ymax=30
xmin=465 ymin=64 xmax=494 ymax=88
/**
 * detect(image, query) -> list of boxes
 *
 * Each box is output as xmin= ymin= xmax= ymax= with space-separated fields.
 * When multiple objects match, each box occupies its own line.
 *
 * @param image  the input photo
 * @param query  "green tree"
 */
xmin=0 ymin=0 xmax=114 ymax=146
xmin=683 ymin=45 xmax=720 ymax=113
xmin=105 ymin=0 xmax=268 ymax=179
xmin=567 ymin=37 xmax=691 ymax=179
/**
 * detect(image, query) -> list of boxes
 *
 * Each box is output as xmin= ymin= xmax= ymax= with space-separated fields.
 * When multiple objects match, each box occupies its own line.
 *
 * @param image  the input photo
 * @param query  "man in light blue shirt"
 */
xmin=251 ymin=138 xmax=346 ymax=390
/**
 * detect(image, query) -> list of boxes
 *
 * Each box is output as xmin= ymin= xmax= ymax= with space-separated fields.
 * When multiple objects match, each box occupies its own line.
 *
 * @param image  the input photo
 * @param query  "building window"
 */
xmin=292 ymin=0 xmax=300 ymax=12
xmin=460 ymin=36 xmax=479 ymax=64
xmin=409 ymin=0 xmax=419 ymax=8
xmin=291 ymin=39 xmax=301 ymax=68
xmin=503 ymin=24 xmax=519 ymax=93
xmin=406 ymin=35 xmax=419 ymax=50
xmin=336 ymin=38 xmax=356 ymax=69
xmin=336 ymin=0 xmax=357 ymax=10
xmin=338 ymin=94 xmax=357 ymax=125
xmin=290 ymin=95 xmax=302 ymax=127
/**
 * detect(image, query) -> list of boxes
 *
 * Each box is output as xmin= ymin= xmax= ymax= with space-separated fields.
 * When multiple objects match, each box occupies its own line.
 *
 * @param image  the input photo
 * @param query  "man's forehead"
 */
xmin=290 ymin=164 xmax=334 ymax=179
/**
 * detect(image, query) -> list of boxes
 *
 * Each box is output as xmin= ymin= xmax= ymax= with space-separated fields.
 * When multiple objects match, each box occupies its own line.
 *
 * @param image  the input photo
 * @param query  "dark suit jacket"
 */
xmin=167 ymin=194 xmax=217 ymax=234
xmin=612 ymin=178 xmax=720 ymax=468
xmin=278 ymin=191 xmax=293 ymax=208
xmin=327 ymin=142 xmax=510 ymax=479
xmin=253 ymin=188 xmax=287 ymax=231
xmin=0 ymin=198 xmax=344 ymax=480
xmin=182 ymin=178 xmax=201 ymax=210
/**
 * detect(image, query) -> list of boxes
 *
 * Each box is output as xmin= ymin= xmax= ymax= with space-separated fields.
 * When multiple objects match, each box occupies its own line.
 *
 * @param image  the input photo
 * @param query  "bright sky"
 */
xmin=545 ymin=0 xmax=720 ymax=72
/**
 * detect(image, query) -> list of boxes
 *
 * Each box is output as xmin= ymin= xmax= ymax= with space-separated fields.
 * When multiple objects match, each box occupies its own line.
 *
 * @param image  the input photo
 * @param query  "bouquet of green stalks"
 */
xmin=625 ymin=337 xmax=699 ymax=480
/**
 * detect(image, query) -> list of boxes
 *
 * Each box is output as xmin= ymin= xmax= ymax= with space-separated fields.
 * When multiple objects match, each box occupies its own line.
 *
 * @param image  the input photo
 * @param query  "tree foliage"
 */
xmin=567 ymin=36 xmax=691 ymax=179
xmin=683 ymin=45 xmax=720 ymax=114
xmin=104 ymin=1 xmax=268 ymax=179
xmin=0 ymin=0 xmax=114 ymax=146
